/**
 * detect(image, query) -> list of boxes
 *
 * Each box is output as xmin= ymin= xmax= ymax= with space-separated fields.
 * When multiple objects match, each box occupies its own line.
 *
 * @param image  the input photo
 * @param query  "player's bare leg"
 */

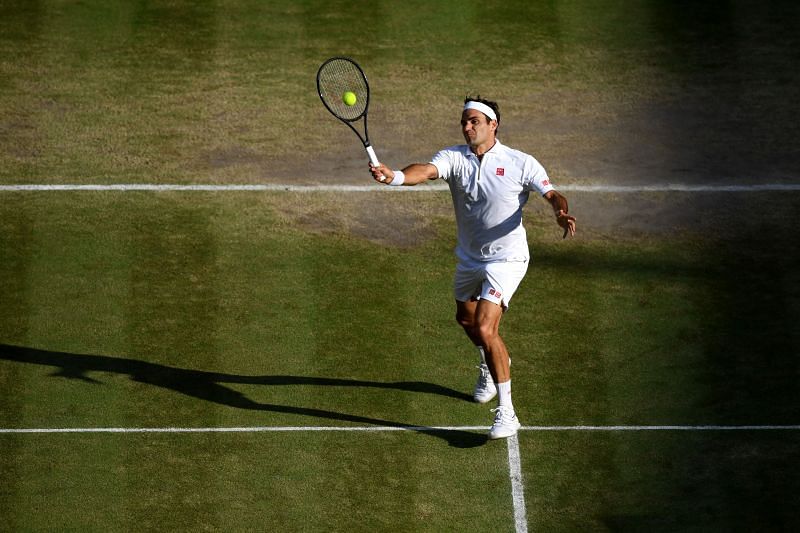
xmin=457 ymin=299 xmax=520 ymax=438
xmin=457 ymin=300 xmax=496 ymax=403
xmin=456 ymin=299 xmax=481 ymax=346
xmin=472 ymin=300 xmax=510 ymax=383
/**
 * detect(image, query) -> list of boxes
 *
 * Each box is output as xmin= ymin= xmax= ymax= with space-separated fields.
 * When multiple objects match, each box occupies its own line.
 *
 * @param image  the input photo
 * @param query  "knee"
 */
xmin=455 ymin=312 xmax=473 ymax=331
xmin=475 ymin=320 xmax=499 ymax=345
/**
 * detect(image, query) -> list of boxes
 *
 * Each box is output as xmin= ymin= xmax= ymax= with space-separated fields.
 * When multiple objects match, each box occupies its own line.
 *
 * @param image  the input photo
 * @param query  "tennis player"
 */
xmin=369 ymin=96 xmax=576 ymax=439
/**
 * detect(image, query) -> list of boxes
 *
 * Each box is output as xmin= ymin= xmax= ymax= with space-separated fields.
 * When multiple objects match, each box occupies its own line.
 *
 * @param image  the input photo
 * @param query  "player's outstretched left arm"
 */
xmin=544 ymin=190 xmax=576 ymax=239
xmin=370 ymin=162 xmax=438 ymax=186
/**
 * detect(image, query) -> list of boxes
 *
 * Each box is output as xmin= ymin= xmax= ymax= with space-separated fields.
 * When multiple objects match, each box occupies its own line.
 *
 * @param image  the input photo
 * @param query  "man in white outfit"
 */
xmin=370 ymin=96 xmax=576 ymax=439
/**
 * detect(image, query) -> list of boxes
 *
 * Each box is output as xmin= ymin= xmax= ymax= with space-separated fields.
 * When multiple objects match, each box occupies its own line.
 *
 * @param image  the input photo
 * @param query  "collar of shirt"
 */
xmin=468 ymin=139 xmax=502 ymax=160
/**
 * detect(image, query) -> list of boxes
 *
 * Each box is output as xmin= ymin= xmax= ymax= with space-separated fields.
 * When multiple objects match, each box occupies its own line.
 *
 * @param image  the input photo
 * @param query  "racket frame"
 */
xmin=316 ymin=56 xmax=379 ymax=166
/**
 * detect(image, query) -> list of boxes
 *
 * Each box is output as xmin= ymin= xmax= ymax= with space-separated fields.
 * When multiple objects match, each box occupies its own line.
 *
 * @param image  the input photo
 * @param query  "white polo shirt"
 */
xmin=431 ymin=139 xmax=554 ymax=263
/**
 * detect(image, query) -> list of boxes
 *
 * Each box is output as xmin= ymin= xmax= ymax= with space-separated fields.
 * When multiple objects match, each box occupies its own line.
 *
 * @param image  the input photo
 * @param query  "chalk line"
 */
xmin=2 ymin=424 xmax=799 ymax=434
xmin=1 ymin=183 xmax=800 ymax=192
xmin=507 ymin=434 xmax=529 ymax=533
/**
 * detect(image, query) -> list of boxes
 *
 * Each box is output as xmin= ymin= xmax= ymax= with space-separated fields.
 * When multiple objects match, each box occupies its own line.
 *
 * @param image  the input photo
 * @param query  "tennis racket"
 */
xmin=316 ymin=57 xmax=379 ymax=166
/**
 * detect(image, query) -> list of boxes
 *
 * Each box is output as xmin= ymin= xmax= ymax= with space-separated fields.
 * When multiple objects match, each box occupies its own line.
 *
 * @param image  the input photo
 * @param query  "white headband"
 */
xmin=463 ymin=101 xmax=497 ymax=122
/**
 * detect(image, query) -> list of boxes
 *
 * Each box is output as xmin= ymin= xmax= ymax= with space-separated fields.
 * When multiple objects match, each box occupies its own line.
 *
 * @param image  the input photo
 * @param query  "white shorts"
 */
xmin=453 ymin=259 xmax=529 ymax=309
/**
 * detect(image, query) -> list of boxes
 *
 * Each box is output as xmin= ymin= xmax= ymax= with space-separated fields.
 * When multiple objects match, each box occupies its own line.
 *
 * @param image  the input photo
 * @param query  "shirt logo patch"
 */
xmin=542 ymin=179 xmax=550 ymax=186
xmin=496 ymin=167 xmax=504 ymax=176
xmin=488 ymin=288 xmax=502 ymax=299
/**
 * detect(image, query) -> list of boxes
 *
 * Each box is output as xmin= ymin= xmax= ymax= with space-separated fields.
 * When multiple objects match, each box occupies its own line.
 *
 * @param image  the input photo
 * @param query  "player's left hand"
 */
xmin=556 ymin=211 xmax=576 ymax=239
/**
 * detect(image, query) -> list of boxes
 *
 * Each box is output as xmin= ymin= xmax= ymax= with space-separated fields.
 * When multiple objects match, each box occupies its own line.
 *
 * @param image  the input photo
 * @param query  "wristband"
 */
xmin=389 ymin=170 xmax=405 ymax=186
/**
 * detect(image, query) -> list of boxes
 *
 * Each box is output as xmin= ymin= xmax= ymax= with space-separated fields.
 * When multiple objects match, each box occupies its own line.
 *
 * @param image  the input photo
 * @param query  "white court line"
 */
xmin=563 ymin=183 xmax=800 ymax=192
xmin=0 ymin=184 xmax=447 ymax=192
xmin=1 ymin=183 xmax=800 ymax=192
xmin=2 ymin=424 xmax=799 ymax=434
xmin=0 ymin=425 xmax=488 ymax=434
xmin=523 ymin=424 xmax=800 ymax=431
xmin=5 ymin=423 xmax=797 ymax=533
xmin=507 ymin=434 xmax=529 ymax=533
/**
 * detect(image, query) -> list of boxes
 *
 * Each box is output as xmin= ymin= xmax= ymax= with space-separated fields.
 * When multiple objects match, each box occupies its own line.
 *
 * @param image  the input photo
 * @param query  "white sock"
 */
xmin=497 ymin=380 xmax=513 ymax=409
xmin=477 ymin=346 xmax=486 ymax=365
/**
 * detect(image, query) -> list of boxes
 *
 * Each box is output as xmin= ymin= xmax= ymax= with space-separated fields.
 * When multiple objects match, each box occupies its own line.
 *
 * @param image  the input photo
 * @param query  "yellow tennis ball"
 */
xmin=342 ymin=91 xmax=357 ymax=106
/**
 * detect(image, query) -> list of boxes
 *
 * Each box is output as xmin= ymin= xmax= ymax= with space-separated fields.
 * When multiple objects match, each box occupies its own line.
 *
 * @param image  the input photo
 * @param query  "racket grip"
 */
xmin=365 ymin=145 xmax=379 ymax=167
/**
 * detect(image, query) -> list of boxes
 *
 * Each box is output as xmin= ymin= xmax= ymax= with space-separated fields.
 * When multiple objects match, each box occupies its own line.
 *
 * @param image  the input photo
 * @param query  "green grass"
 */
xmin=2 ymin=0 xmax=800 ymax=530
xmin=2 ymin=431 xmax=513 ymax=531
xmin=3 ymin=1 xmax=799 ymax=185
xmin=525 ymin=431 xmax=800 ymax=531
xmin=1 ymin=191 xmax=799 ymax=530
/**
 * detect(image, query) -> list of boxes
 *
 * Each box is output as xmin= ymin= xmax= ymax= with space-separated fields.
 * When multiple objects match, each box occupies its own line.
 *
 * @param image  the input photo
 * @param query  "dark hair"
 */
xmin=464 ymin=95 xmax=500 ymax=125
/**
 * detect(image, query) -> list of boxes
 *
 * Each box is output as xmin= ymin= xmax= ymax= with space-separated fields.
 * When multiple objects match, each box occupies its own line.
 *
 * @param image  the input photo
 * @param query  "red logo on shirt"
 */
xmin=488 ymin=288 xmax=502 ymax=299
xmin=542 ymin=179 xmax=550 ymax=186
xmin=496 ymin=167 xmax=504 ymax=176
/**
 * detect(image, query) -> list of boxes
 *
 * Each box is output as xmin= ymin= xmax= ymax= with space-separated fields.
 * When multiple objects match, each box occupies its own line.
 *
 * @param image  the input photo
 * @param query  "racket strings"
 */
xmin=318 ymin=58 xmax=368 ymax=120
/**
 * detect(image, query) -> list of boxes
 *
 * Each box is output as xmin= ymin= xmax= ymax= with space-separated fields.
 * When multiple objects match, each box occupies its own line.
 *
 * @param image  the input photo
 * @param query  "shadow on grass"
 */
xmin=0 ymin=344 xmax=487 ymax=448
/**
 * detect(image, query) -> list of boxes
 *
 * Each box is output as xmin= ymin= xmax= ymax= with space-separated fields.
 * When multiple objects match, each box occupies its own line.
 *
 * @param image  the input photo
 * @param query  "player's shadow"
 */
xmin=0 ymin=344 xmax=487 ymax=448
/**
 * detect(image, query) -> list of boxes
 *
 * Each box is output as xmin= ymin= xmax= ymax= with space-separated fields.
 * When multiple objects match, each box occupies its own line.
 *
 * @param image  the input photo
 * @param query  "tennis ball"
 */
xmin=342 ymin=91 xmax=357 ymax=106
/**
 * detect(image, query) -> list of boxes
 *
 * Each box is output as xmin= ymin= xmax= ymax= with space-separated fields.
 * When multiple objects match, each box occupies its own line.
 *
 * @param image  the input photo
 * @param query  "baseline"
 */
xmin=2 ymin=424 xmax=799 ymax=434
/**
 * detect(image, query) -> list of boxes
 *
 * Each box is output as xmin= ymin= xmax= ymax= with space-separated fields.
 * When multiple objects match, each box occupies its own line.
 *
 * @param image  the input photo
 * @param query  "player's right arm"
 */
xmin=370 ymin=162 xmax=438 ymax=186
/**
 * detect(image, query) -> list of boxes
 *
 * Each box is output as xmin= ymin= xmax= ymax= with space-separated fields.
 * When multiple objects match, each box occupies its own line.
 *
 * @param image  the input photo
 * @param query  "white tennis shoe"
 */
xmin=488 ymin=406 xmax=521 ymax=439
xmin=473 ymin=364 xmax=496 ymax=403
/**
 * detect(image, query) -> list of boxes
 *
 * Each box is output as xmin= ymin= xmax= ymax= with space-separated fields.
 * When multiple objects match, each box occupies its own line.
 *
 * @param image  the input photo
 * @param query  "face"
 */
xmin=461 ymin=108 xmax=497 ymax=150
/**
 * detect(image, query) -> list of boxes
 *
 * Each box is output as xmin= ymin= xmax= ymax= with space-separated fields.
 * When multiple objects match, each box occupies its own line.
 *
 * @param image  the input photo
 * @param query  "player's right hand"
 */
xmin=369 ymin=162 xmax=393 ymax=184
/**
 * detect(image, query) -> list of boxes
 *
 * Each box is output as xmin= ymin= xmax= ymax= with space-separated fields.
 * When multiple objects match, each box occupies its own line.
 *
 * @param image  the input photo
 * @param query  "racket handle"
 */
xmin=365 ymin=145 xmax=379 ymax=167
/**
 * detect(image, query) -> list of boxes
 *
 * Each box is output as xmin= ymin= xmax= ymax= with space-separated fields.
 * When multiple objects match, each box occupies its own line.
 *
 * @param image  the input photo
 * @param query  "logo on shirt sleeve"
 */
xmin=542 ymin=179 xmax=550 ymax=186
xmin=496 ymin=167 xmax=504 ymax=176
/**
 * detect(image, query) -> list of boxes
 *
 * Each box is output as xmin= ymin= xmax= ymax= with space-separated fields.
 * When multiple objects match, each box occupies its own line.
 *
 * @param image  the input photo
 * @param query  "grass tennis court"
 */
xmin=2 ymin=190 xmax=799 ymax=530
xmin=2 ymin=1 xmax=800 ymax=531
